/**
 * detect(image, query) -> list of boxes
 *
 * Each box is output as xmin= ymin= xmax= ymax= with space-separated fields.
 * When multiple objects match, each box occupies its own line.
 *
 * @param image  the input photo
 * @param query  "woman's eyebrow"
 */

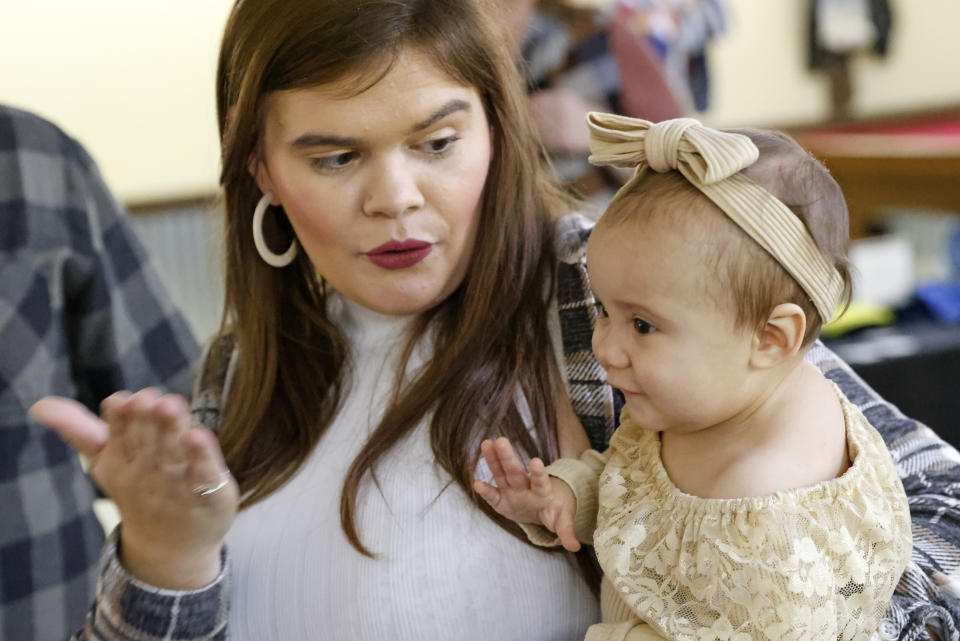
xmin=289 ymin=99 xmax=471 ymax=148
xmin=411 ymin=99 xmax=471 ymax=132
xmin=290 ymin=134 xmax=361 ymax=149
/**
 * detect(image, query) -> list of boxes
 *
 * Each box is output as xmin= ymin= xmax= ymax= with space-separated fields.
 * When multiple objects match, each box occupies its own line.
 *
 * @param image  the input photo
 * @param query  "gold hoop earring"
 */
xmin=252 ymin=192 xmax=298 ymax=267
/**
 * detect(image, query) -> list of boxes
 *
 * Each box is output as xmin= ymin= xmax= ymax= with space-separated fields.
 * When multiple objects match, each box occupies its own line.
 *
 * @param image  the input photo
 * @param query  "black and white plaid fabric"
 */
xmin=0 ymin=105 xmax=198 ymax=641
xmin=74 ymin=215 xmax=959 ymax=640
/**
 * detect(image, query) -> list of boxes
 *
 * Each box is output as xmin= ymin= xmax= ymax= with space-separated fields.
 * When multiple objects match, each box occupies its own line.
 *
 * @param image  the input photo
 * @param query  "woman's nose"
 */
xmin=362 ymin=153 xmax=425 ymax=218
xmin=592 ymin=322 xmax=630 ymax=371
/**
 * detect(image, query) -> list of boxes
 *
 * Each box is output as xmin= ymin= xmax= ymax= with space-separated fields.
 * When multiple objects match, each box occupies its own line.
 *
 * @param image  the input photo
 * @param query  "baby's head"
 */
xmin=585 ymin=118 xmax=853 ymax=432
xmin=592 ymin=125 xmax=852 ymax=350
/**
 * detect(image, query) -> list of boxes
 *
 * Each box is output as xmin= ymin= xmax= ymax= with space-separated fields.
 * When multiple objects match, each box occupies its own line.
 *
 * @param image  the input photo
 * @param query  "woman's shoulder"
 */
xmin=553 ymin=211 xmax=598 ymax=264
xmin=190 ymin=333 xmax=237 ymax=430
xmin=551 ymin=211 xmax=622 ymax=451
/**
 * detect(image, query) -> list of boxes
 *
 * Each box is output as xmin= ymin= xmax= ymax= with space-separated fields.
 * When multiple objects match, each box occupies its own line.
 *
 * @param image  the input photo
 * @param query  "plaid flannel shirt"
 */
xmin=0 ymin=105 xmax=198 ymax=641
xmin=74 ymin=215 xmax=959 ymax=641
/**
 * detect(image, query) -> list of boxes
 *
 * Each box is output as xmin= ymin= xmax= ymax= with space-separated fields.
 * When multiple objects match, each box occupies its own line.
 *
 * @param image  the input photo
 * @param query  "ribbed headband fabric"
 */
xmin=586 ymin=112 xmax=844 ymax=322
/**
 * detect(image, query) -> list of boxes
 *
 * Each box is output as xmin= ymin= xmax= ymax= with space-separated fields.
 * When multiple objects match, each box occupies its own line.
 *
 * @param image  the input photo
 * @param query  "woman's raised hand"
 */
xmin=473 ymin=437 xmax=580 ymax=552
xmin=29 ymin=389 xmax=238 ymax=590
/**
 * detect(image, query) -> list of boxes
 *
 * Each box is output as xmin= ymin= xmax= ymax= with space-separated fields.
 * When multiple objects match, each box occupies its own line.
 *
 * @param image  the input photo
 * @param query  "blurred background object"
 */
xmin=1 ymin=0 xmax=958 ymax=444
xmin=516 ymin=0 xmax=725 ymax=202
xmin=808 ymin=0 xmax=893 ymax=121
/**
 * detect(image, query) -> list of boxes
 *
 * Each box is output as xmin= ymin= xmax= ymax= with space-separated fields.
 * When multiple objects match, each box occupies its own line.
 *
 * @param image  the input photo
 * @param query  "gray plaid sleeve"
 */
xmin=71 ymin=529 xmax=229 ymax=641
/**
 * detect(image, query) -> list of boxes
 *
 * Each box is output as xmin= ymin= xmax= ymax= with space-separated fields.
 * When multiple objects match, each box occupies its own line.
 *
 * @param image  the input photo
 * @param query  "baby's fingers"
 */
xmin=494 ymin=437 xmax=529 ymax=489
xmin=480 ymin=439 xmax=508 ymax=486
xmin=554 ymin=508 xmax=581 ymax=552
xmin=529 ymin=458 xmax=552 ymax=497
xmin=473 ymin=480 xmax=501 ymax=508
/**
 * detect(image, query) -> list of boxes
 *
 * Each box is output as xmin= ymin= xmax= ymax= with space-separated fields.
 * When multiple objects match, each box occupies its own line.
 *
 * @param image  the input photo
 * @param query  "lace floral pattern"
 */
xmin=593 ymin=390 xmax=912 ymax=641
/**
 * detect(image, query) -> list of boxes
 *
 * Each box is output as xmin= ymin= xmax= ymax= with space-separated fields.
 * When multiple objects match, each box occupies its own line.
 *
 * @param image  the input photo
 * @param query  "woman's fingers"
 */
xmin=36 ymin=387 xmax=238 ymax=590
xmin=29 ymin=396 xmax=109 ymax=458
xmin=102 ymin=390 xmax=137 ymax=461
xmin=121 ymin=388 xmax=162 ymax=457
xmin=102 ymin=390 xmax=191 ymax=471
xmin=99 ymin=390 xmax=131 ymax=424
xmin=183 ymin=427 xmax=233 ymax=502
xmin=153 ymin=395 xmax=190 ymax=470
xmin=113 ymin=419 xmax=236 ymax=591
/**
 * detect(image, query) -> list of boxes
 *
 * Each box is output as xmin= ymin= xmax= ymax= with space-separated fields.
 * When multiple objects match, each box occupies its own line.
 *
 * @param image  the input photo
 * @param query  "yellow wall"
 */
xmin=1 ymin=1 xmax=958 ymax=202
xmin=0 ymin=1 xmax=233 ymax=204
xmin=700 ymin=0 xmax=960 ymax=127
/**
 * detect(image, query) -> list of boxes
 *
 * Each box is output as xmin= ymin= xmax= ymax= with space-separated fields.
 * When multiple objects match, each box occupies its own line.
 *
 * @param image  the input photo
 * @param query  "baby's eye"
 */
xmin=311 ymin=151 xmax=359 ymax=172
xmin=594 ymin=300 xmax=608 ymax=318
xmin=420 ymin=135 xmax=459 ymax=155
xmin=633 ymin=318 xmax=656 ymax=335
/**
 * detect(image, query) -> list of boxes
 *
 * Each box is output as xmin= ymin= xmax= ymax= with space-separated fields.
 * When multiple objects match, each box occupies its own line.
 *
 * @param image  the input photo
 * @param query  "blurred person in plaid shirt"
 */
xmin=0 ymin=104 xmax=198 ymax=641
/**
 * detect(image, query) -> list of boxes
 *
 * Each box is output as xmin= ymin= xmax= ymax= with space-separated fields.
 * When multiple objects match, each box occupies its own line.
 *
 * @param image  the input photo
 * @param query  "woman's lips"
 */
xmin=366 ymin=239 xmax=433 ymax=270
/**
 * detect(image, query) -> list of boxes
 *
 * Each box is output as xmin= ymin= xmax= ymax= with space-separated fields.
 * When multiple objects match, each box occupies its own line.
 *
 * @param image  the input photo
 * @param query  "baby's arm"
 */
xmin=474 ymin=437 xmax=581 ymax=552
xmin=585 ymin=621 xmax=668 ymax=641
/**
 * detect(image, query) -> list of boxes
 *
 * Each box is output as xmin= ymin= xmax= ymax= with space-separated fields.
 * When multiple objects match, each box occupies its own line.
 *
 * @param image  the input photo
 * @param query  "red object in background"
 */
xmin=790 ymin=109 xmax=960 ymax=238
xmin=796 ymin=113 xmax=960 ymax=157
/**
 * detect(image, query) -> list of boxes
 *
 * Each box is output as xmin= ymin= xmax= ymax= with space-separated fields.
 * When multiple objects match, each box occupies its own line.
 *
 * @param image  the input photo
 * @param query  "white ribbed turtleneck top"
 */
xmin=225 ymin=295 xmax=598 ymax=640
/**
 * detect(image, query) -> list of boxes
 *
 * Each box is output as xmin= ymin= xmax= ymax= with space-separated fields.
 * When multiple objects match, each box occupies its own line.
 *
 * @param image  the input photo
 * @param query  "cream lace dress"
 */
xmin=525 ymin=386 xmax=912 ymax=641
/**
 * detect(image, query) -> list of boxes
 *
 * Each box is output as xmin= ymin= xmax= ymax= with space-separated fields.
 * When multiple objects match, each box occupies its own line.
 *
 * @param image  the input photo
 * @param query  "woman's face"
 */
xmin=254 ymin=48 xmax=492 ymax=315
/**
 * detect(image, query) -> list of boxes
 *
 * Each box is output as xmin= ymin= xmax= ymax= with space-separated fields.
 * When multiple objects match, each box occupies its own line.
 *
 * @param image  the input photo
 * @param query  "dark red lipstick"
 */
xmin=366 ymin=239 xmax=433 ymax=270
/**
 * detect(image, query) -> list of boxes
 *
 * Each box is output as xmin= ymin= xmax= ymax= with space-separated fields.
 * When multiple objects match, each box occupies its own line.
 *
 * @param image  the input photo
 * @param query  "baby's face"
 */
xmin=586 ymin=218 xmax=760 ymax=435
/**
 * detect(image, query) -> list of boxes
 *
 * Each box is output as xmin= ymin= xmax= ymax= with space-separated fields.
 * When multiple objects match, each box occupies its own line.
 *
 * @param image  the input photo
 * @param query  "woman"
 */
xmin=32 ymin=1 xmax=960 ymax=640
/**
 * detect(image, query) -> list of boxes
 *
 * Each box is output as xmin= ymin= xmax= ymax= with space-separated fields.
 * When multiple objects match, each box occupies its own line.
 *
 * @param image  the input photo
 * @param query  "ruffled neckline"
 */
xmin=614 ymin=383 xmax=876 ymax=514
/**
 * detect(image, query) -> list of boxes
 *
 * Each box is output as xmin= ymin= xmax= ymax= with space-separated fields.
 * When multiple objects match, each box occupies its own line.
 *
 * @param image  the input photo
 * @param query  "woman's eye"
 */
xmin=311 ymin=151 xmax=359 ymax=171
xmin=633 ymin=318 xmax=656 ymax=335
xmin=421 ymin=135 xmax=459 ymax=155
xmin=594 ymin=300 xmax=608 ymax=318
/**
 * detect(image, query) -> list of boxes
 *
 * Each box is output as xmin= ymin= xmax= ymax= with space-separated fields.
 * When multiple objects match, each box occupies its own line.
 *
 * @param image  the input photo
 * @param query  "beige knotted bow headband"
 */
xmin=586 ymin=112 xmax=844 ymax=323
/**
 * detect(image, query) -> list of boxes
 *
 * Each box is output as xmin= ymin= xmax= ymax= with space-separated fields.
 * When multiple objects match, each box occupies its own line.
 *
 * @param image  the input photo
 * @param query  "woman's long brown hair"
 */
xmin=215 ymin=0 xmax=578 ymax=558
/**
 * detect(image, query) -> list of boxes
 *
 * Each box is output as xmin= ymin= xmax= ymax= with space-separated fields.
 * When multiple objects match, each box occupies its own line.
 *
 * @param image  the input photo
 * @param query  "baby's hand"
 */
xmin=474 ymin=437 xmax=580 ymax=552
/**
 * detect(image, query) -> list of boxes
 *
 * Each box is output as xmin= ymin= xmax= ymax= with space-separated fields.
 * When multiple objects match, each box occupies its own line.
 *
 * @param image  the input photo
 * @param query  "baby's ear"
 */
xmin=750 ymin=303 xmax=806 ymax=369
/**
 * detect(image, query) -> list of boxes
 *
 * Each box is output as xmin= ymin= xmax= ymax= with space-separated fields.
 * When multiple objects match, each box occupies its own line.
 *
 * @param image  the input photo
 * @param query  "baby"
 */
xmin=475 ymin=114 xmax=912 ymax=641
